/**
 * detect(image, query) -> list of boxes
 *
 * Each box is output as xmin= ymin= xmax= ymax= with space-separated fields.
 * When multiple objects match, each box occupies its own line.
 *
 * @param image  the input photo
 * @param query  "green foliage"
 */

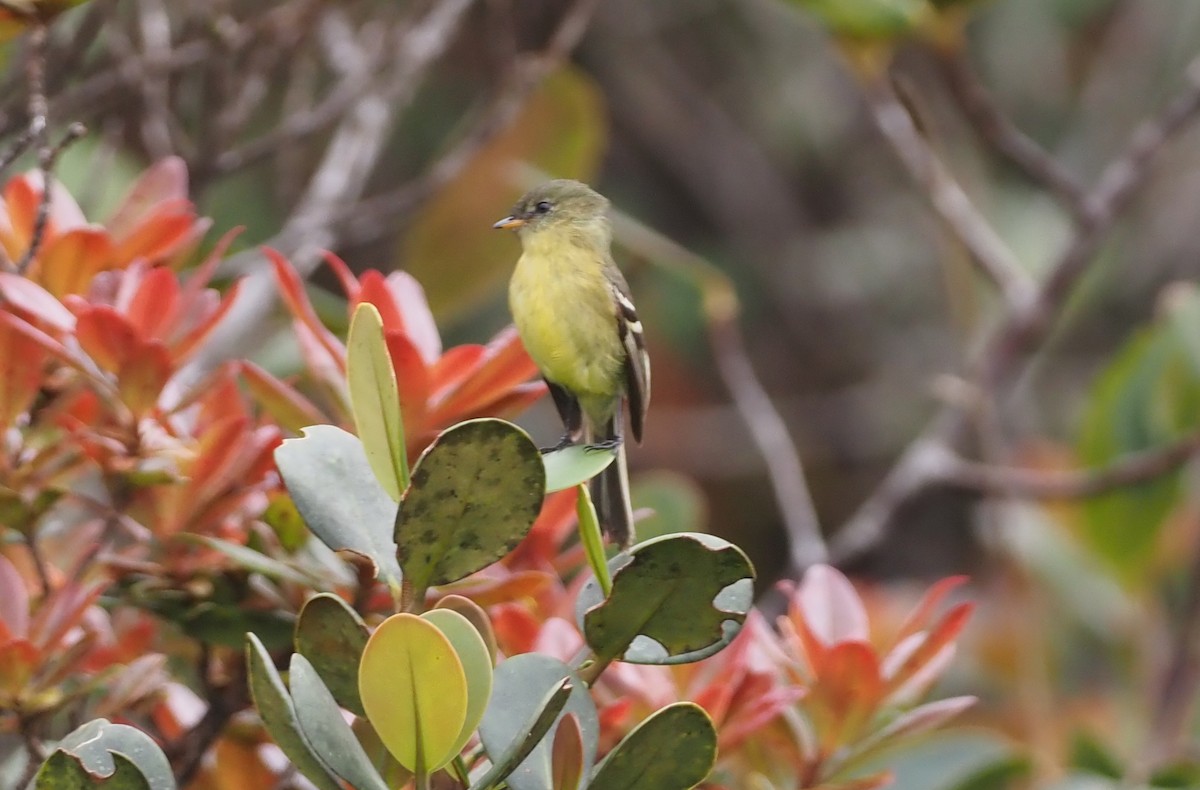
xmin=295 ymin=593 xmax=370 ymax=716
xmin=589 ymin=703 xmax=717 ymax=790
xmin=542 ymin=444 xmax=617 ymax=493
xmin=1077 ymin=288 xmax=1200 ymax=582
xmin=577 ymin=533 xmax=755 ymax=665
xmin=420 ymin=608 xmax=495 ymax=759
xmin=275 ymin=424 xmax=404 ymax=588
xmin=787 ymin=0 xmax=928 ymax=40
xmin=348 ymin=302 xmax=409 ymax=500
xmin=36 ymin=719 xmax=174 ymax=790
xmin=395 ymin=418 xmax=544 ymax=599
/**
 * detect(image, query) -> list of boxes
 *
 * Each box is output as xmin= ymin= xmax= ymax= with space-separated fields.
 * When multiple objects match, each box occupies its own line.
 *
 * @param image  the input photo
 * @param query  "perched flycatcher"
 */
xmin=494 ymin=180 xmax=649 ymax=547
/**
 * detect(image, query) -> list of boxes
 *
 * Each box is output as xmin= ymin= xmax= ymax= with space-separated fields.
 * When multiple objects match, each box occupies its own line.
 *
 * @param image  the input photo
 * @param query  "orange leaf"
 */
xmin=124 ymin=266 xmax=181 ymax=339
xmin=112 ymin=204 xmax=197 ymax=265
xmin=266 ymin=248 xmax=346 ymax=374
xmin=35 ymin=227 xmax=116 ymax=297
xmin=429 ymin=326 xmax=539 ymax=422
xmin=117 ymin=340 xmax=173 ymax=415
xmin=892 ymin=575 xmax=969 ymax=646
xmin=75 ymin=306 xmax=139 ymax=372
xmin=430 ymin=344 xmax=486 ymax=396
xmin=0 ymin=316 xmax=48 ymax=428
xmin=0 ymin=272 xmax=74 ymax=332
xmin=322 ymin=251 xmax=361 ymax=302
xmin=551 ymin=713 xmax=584 ymax=790
xmin=884 ymin=601 xmax=973 ymax=694
xmin=171 ymin=279 xmax=243 ymax=362
xmin=384 ymin=329 xmax=430 ymax=442
xmin=489 ymin=603 xmax=542 ymax=655
xmin=806 ymin=641 xmax=883 ymax=749
xmin=0 ymin=176 xmax=38 ymax=259
xmin=358 ymin=270 xmax=405 ymax=334
xmin=107 ymin=156 xmax=189 ymax=239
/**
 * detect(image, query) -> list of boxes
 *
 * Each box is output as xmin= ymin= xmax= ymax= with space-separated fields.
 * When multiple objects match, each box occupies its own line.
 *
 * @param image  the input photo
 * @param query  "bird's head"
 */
xmin=492 ymin=179 xmax=610 ymax=237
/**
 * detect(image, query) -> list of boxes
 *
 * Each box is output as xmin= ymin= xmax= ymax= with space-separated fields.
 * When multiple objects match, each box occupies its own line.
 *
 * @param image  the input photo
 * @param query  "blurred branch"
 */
xmin=609 ymin=209 xmax=828 ymax=573
xmin=342 ymin=0 xmax=605 ymax=245
xmin=832 ymin=52 xmax=1200 ymax=563
xmin=936 ymin=48 xmax=1088 ymax=215
xmin=941 ymin=433 xmax=1200 ymax=498
xmin=863 ymin=75 xmax=1036 ymax=311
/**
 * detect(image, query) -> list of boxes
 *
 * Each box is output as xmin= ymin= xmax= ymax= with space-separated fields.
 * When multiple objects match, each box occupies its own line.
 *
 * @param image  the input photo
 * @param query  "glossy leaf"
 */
xmin=421 ymin=608 xmax=494 ymax=759
xmin=290 ymin=654 xmax=389 ymax=790
xmin=577 ymin=533 xmax=755 ymax=665
xmin=295 ymin=593 xmax=370 ymax=716
xmin=348 ymin=302 xmax=408 ymax=500
xmin=245 ymin=633 xmax=342 ymax=790
xmin=275 ymin=425 xmax=402 ymax=587
xmin=542 ymin=444 xmax=616 ymax=493
xmin=395 ymin=419 xmax=544 ymax=597
xmin=434 ymin=594 xmax=499 ymax=664
xmin=36 ymin=718 xmax=174 ymax=790
xmin=478 ymin=654 xmax=598 ymax=790
xmin=359 ymin=613 xmax=469 ymax=773
xmin=589 ymin=703 xmax=717 ymax=790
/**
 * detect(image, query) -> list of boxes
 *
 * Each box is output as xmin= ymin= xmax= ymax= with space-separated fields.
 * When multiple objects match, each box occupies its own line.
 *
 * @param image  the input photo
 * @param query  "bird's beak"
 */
xmin=492 ymin=216 xmax=525 ymax=230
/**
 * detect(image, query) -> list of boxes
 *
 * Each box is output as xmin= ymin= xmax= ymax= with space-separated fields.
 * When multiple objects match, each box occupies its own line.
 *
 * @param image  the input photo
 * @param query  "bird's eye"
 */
xmin=534 ymin=201 xmax=552 ymax=214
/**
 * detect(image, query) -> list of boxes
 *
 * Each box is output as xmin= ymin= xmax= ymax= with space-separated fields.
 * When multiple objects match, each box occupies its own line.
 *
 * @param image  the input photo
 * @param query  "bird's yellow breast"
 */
xmin=508 ymin=230 xmax=624 ymax=400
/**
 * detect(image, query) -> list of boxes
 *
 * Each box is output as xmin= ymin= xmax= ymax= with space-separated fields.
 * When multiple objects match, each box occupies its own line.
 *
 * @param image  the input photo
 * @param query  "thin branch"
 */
xmin=341 ymin=0 xmax=605 ymax=246
xmin=863 ymin=75 xmax=1036 ymax=311
xmin=832 ymin=52 xmax=1200 ymax=562
xmin=941 ymin=433 xmax=1200 ymax=499
xmin=15 ymin=123 xmax=87 ymax=274
xmin=937 ymin=48 xmax=1088 ymax=215
xmin=608 ymin=208 xmax=828 ymax=572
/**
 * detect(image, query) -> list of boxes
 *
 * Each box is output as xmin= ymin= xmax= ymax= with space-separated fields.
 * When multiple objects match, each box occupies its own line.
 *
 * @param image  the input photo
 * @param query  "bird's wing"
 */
xmin=611 ymin=279 xmax=650 ymax=443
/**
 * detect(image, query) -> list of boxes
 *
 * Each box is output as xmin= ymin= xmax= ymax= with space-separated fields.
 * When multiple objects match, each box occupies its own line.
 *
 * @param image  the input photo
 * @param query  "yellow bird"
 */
xmin=495 ymin=180 xmax=649 ymax=547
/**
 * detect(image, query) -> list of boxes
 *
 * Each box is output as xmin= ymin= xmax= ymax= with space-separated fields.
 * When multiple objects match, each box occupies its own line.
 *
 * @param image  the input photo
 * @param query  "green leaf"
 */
xmin=36 ymin=719 xmax=174 ymax=790
xmin=36 ymin=752 xmax=149 ymax=789
xmin=395 ymin=419 xmax=544 ymax=598
xmin=187 ymin=535 xmax=316 ymax=586
xmin=275 ymin=425 xmax=403 ymax=588
xmin=945 ymin=756 xmax=1032 ymax=790
xmin=787 ymin=0 xmax=928 ymax=40
xmin=1069 ymin=731 xmax=1123 ymax=779
xmin=478 ymin=654 xmax=598 ymax=790
xmin=576 ymin=533 xmax=755 ymax=665
xmin=542 ymin=444 xmax=616 ymax=493
xmin=348 ymin=302 xmax=409 ymax=500
xmin=263 ymin=491 xmax=309 ymax=551
xmin=245 ymin=634 xmax=342 ymax=790
xmin=1077 ymin=304 xmax=1200 ymax=583
xmin=421 ymin=608 xmax=494 ymax=760
xmin=358 ymin=613 xmax=469 ymax=773
xmin=295 ymin=593 xmax=370 ymax=717
xmin=434 ymin=594 xmax=499 ymax=665
xmin=589 ymin=703 xmax=716 ymax=790
xmin=290 ymin=654 xmax=389 ymax=790
xmin=470 ymin=679 xmax=574 ymax=790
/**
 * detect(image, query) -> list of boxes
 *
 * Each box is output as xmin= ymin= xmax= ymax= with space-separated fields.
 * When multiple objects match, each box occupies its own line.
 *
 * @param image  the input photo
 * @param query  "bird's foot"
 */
xmin=584 ymin=438 xmax=622 ymax=453
xmin=539 ymin=434 xmax=577 ymax=455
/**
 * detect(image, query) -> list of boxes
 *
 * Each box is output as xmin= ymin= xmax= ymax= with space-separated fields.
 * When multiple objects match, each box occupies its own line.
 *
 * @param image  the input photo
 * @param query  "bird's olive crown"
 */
xmin=508 ymin=179 xmax=610 ymax=230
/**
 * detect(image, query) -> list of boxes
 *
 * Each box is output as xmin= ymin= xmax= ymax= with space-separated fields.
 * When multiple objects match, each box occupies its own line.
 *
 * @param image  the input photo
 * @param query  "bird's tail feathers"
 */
xmin=588 ymin=415 xmax=634 ymax=548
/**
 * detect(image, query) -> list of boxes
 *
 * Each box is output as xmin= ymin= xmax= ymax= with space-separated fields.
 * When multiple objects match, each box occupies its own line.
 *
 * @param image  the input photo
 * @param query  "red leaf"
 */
xmin=884 ymin=602 xmax=973 ymax=695
xmin=358 ymin=270 xmax=405 ymax=335
xmin=238 ymin=361 xmax=324 ymax=434
xmin=806 ymin=641 xmax=883 ymax=749
xmin=384 ymin=270 xmax=441 ymax=364
xmin=118 ymin=339 xmax=173 ymax=415
xmin=383 ymin=329 xmax=431 ymax=443
xmin=107 ymin=156 xmax=190 ymax=238
xmin=430 ymin=344 xmax=486 ymax=397
xmin=0 ymin=316 xmax=48 ymax=428
xmin=0 ymin=556 xmax=30 ymax=639
xmin=506 ymin=489 xmax=579 ymax=569
xmin=266 ymin=248 xmax=346 ymax=374
xmin=27 ymin=581 xmax=104 ymax=653
xmin=75 ymin=306 xmax=139 ymax=372
xmin=322 ymin=251 xmax=361 ymax=302
xmin=489 ymin=603 xmax=542 ymax=655
xmin=429 ymin=326 xmax=539 ymax=422
xmin=892 ymin=575 xmax=969 ymax=646
xmin=0 ymin=175 xmax=38 ymax=259
xmin=35 ymin=227 xmax=116 ymax=297
xmin=792 ymin=565 xmax=870 ymax=646
xmin=0 ymin=272 xmax=75 ymax=331
xmin=0 ymin=640 xmax=39 ymax=698
xmin=551 ymin=713 xmax=584 ymax=790
xmin=112 ymin=205 xmax=197 ymax=265
xmin=124 ymin=266 xmax=181 ymax=339
xmin=171 ymin=279 xmax=242 ymax=362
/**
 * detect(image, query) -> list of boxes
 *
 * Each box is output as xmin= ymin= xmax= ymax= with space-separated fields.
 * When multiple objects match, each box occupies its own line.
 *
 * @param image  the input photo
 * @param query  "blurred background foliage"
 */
xmin=5 ymin=0 xmax=1200 ymax=786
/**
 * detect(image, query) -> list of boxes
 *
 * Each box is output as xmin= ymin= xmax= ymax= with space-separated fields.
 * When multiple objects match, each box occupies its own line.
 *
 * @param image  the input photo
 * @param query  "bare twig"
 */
xmin=14 ymin=123 xmax=87 ymax=274
xmin=941 ymin=433 xmax=1200 ymax=498
xmin=937 ymin=48 xmax=1089 ymax=215
xmin=609 ymin=208 xmax=828 ymax=573
xmin=342 ymin=0 xmax=605 ymax=245
xmin=863 ymin=75 xmax=1036 ymax=311
xmin=832 ymin=52 xmax=1200 ymax=562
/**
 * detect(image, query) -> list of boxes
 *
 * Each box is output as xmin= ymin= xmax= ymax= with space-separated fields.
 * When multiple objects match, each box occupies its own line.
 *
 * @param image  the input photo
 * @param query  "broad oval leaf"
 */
xmin=290 ymin=655 xmax=389 ymax=790
xmin=359 ymin=613 xmax=468 ymax=773
xmin=542 ymin=444 xmax=616 ymax=493
xmin=589 ymin=703 xmax=717 ymax=790
xmin=395 ymin=419 xmax=544 ymax=596
xmin=434 ymin=594 xmax=499 ymax=664
xmin=576 ymin=533 xmax=755 ymax=665
xmin=295 ymin=593 xmax=370 ymax=716
xmin=348 ymin=302 xmax=408 ymax=500
xmin=245 ymin=634 xmax=342 ymax=790
xmin=478 ymin=653 xmax=598 ymax=790
xmin=36 ymin=718 xmax=174 ymax=790
xmin=275 ymin=425 xmax=402 ymax=587
xmin=421 ymin=608 xmax=494 ymax=759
